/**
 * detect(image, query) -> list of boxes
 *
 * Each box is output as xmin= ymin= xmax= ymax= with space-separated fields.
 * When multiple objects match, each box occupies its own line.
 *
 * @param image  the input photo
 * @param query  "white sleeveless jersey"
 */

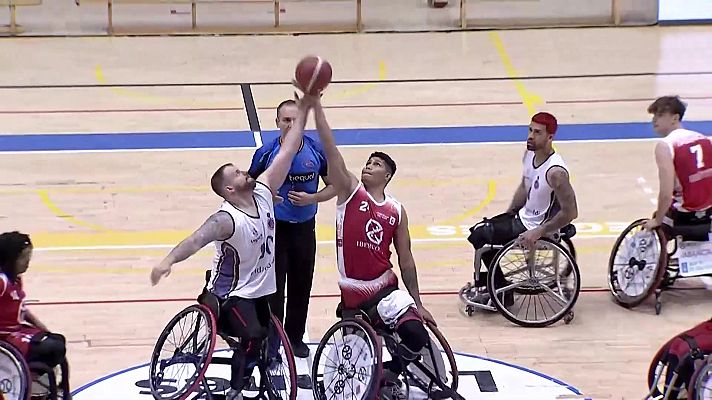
xmin=206 ymin=181 xmax=277 ymax=299
xmin=517 ymin=151 xmax=569 ymax=230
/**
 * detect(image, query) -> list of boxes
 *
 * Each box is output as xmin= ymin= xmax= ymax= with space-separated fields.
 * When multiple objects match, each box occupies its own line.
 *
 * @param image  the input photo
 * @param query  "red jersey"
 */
xmin=663 ymin=129 xmax=712 ymax=212
xmin=336 ymin=183 xmax=402 ymax=307
xmin=0 ymin=273 xmax=27 ymax=333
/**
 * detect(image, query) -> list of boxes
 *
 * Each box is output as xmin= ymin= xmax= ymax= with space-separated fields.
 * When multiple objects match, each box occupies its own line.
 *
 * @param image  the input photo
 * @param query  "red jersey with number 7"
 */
xmin=335 ymin=183 xmax=402 ymax=307
xmin=663 ymin=128 xmax=712 ymax=212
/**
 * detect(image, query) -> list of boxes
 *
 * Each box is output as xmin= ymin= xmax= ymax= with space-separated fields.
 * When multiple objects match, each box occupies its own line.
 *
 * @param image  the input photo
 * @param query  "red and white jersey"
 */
xmin=662 ymin=128 xmax=712 ymax=212
xmin=336 ymin=183 xmax=402 ymax=307
xmin=0 ymin=273 xmax=28 ymax=333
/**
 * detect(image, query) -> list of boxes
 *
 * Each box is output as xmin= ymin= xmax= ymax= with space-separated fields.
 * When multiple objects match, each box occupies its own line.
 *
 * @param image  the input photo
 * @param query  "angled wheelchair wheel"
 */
xmin=608 ymin=219 xmax=667 ymax=309
xmin=258 ymin=314 xmax=297 ymax=400
xmin=312 ymin=318 xmax=382 ymax=400
xmin=27 ymin=359 xmax=71 ymax=400
xmin=488 ymin=237 xmax=580 ymax=327
xmin=406 ymin=320 xmax=459 ymax=398
xmin=149 ymin=304 xmax=217 ymax=400
xmin=0 ymin=341 xmax=30 ymax=400
xmin=690 ymin=355 xmax=712 ymax=400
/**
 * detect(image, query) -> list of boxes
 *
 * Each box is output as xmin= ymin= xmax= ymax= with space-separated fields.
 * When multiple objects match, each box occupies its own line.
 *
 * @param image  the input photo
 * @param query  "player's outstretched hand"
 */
xmin=151 ymin=261 xmax=172 ymax=286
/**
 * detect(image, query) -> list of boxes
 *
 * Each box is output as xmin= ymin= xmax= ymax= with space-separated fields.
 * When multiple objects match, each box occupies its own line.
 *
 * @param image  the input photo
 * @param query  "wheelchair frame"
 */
xmin=311 ymin=309 xmax=464 ymax=400
xmin=149 ymin=303 xmax=297 ymax=400
xmin=459 ymin=226 xmax=580 ymax=327
xmin=608 ymin=218 xmax=712 ymax=315
xmin=0 ymin=340 xmax=70 ymax=400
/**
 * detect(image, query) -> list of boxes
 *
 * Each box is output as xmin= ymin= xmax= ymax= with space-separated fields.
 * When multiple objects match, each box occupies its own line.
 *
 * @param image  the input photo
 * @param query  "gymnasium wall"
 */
xmin=0 ymin=0 xmax=681 ymax=36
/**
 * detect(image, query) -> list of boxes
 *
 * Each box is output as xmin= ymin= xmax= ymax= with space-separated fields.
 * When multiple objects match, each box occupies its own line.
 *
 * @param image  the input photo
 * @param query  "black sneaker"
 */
xmin=291 ymin=340 xmax=310 ymax=358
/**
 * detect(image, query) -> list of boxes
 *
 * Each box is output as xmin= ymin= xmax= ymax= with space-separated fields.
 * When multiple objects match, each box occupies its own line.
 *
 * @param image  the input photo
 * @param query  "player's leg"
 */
xmin=284 ymin=218 xmax=316 ymax=358
xmin=26 ymin=332 xmax=67 ymax=370
xmin=268 ymin=221 xmax=290 ymax=325
xmin=467 ymin=213 xmax=526 ymax=302
xmin=221 ymin=297 xmax=269 ymax=393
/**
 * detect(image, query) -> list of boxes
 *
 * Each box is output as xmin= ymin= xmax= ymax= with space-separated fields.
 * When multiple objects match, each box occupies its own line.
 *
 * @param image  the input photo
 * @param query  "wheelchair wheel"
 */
xmin=149 ymin=304 xmax=217 ymax=400
xmin=261 ymin=314 xmax=297 ymax=400
xmin=406 ymin=320 xmax=459 ymax=398
xmin=608 ymin=219 xmax=667 ymax=309
xmin=312 ymin=318 xmax=382 ymax=400
xmin=0 ymin=341 xmax=30 ymax=400
xmin=690 ymin=356 xmax=712 ymax=400
xmin=488 ymin=237 xmax=580 ymax=327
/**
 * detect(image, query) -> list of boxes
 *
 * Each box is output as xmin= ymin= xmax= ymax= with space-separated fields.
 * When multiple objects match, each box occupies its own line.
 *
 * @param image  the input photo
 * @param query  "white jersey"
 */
xmin=206 ymin=181 xmax=277 ymax=299
xmin=518 ymin=151 xmax=569 ymax=230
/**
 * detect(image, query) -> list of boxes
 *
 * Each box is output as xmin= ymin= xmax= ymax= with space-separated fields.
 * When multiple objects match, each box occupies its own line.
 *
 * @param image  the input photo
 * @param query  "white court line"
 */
xmin=0 ymin=137 xmax=666 ymax=155
xmin=253 ymin=130 xmax=263 ymax=148
xmin=636 ymin=176 xmax=658 ymax=205
xmin=33 ymin=235 xmax=619 ymax=252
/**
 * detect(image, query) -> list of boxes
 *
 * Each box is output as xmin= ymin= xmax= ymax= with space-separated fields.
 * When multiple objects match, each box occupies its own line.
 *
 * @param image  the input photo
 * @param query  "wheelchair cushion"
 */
xmin=669 ymin=223 xmax=711 ymax=242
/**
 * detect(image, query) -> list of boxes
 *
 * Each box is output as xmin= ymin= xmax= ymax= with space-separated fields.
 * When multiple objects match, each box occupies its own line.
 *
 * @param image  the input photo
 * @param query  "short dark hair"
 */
xmin=276 ymin=99 xmax=296 ymax=119
xmin=0 ymin=231 xmax=32 ymax=280
xmin=648 ymin=96 xmax=687 ymax=120
xmin=370 ymin=151 xmax=397 ymax=176
xmin=211 ymin=163 xmax=233 ymax=197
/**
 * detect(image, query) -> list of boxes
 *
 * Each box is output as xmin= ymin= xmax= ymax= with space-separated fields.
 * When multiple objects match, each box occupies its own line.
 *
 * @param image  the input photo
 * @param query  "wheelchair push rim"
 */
xmin=149 ymin=304 xmax=217 ymax=400
xmin=406 ymin=320 xmax=459 ymax=397
xmin=607 ymin=218 xmax=667 ymax=308
xmin=690 ymin=356 xmax=712 ymax=400
xmin=0 ymin=341 xmax=31 ymax=400
xmin=311 ymin=318 xmax=382 ymax=400
xmin=260 ymin=314 xmax=297 ymax=400
xmin=488 ymin=237 xmax=581 ymax=328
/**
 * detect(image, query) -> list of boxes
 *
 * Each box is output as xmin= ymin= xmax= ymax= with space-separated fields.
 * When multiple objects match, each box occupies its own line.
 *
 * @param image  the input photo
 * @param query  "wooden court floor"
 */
xmin=1 ymin=25 xmax=712 ymax=399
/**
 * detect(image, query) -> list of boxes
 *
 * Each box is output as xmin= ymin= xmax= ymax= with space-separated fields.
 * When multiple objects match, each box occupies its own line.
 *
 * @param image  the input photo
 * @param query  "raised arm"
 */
xmin=151 ymin=211 xmax=234 ymax=285
xmin=393 ymin=205 xmax=436 ymax=326
xmin=311 ymin=96 xmax=359 ymax=203
xmin=258 ymin=99 xmax=310 ymax=193
xmin=645 ymin=141 xmax=675 ymax=230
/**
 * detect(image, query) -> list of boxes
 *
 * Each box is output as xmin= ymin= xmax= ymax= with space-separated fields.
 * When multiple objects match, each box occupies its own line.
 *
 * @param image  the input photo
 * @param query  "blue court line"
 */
xmin=3 ymin=121 xmax=712 ymax=152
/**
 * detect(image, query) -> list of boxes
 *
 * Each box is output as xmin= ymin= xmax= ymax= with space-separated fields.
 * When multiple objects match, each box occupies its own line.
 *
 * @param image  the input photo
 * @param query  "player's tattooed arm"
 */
xmin=151 ymin=211 xmax=234 ymax=285
xmin=506 ymin=178 xmax=527 ymax=214
xmin=540 ymin=166 xmax=578 ymax=234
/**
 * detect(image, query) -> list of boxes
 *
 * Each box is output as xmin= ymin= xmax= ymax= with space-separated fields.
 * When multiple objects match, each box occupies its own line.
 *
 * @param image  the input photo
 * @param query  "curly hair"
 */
xmin=0 ymin=231 xmax=32 ymax=280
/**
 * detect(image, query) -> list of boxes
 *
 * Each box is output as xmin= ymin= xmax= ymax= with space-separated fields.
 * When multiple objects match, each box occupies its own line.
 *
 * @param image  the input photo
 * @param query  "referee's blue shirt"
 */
xmin=248 ymin=136 xmax=328 ymax=223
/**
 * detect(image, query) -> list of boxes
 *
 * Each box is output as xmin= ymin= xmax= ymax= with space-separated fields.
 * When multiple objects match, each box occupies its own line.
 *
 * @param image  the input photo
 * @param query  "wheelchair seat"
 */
xmin=668 ymin=222 xmax=711 ymax=242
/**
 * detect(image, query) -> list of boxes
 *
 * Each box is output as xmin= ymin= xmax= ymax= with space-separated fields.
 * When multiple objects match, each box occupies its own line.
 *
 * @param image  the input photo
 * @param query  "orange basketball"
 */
xmin=294 ymin=55 xmax=332 ymax=95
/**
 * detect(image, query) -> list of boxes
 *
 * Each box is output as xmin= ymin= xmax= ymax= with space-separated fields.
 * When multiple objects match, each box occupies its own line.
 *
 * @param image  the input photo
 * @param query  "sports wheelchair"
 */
xmin=149 ymin=303 xmax=297 ymax=400
xmin=0 ymin=340 xmax=70 ymax=400
xmin=459 ymin=221 xmax=581 ymax=327
xmin=608 ymin=218 xmax=712 ymax=315
xmin=311 ymin=304 xmax=463 ymax=400
xmin=645 ymin=331 xmax=712 ymax=399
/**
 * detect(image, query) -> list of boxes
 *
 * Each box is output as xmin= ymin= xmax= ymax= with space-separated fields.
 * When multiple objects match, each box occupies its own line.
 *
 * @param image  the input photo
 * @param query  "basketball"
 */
xmin=294 ymin=55 xmax=332 ymax=95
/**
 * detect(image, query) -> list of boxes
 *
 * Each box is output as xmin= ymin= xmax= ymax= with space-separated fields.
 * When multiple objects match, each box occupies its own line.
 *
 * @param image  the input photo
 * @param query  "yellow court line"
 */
xmin=489 ymin=32 xmax=558 ymax=151
xmin=0 ymin=177 xmax=518 ymax=196
xmin=437 ymin=179 xmax=497 ymax=226
xmin=36 ymin=190 xmax=110 ymax=232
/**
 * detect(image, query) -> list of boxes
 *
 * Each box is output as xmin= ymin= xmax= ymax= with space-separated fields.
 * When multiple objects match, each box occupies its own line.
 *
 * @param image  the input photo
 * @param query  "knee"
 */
xmin=467 ymin=221 xmax=492 ymax=249
xmin=396 ymin=319 xmax=428 ymax=355
xmin=28 ymin=333 xmax=66 ymax=368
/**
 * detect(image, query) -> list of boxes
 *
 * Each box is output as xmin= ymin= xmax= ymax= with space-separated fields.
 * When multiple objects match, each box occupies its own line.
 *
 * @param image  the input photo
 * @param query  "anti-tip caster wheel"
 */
xmin=564 ymin=310 xmax=574 ymax=324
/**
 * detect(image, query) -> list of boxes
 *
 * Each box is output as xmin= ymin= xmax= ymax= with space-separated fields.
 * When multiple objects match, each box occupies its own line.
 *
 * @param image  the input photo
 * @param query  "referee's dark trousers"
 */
xmin=269 ymin=217 xmax=316 ymax=345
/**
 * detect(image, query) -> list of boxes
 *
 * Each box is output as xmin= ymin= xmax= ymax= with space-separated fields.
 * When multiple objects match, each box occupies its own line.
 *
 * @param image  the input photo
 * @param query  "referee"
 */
xmin=248 ymin=99 xmax=335 ymax=358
